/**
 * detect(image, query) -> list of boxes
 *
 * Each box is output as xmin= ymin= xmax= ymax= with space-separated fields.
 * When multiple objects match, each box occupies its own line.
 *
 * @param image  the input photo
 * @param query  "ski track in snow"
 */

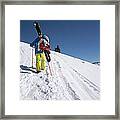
xmin=20 ymin=42 xmax=100 ymax=100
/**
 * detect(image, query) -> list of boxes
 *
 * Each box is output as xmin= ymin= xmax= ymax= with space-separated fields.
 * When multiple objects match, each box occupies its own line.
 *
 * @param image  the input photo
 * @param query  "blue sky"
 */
xmin=20 ymin=20 xmax=100 ymax=63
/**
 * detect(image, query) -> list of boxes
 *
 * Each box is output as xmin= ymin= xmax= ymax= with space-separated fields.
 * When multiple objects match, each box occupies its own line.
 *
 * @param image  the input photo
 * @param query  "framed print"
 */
xmin=0 ymin=0 xmax=119 ymax=119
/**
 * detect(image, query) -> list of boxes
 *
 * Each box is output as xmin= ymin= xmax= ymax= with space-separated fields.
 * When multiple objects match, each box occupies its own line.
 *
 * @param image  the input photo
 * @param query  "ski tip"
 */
xmin=33 ymin=21 xmax=38 ymax=27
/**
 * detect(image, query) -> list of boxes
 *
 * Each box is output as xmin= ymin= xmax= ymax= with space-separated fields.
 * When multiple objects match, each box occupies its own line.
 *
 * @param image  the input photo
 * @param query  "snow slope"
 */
xmin=20 ymin=42 xmax=100 ymax=100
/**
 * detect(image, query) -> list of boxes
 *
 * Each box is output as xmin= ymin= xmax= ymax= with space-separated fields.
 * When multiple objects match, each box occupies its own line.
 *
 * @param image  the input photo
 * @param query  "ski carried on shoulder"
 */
xmin=33 ymin=21 xmax=42 ymax=36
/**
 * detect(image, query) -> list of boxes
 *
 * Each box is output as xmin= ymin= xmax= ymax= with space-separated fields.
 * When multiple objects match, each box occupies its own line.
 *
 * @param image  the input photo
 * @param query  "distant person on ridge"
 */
xmin=30 ymin=21 xmax=51 ymax=73
xmin=55 ymin=45 xmax=61 ymax=53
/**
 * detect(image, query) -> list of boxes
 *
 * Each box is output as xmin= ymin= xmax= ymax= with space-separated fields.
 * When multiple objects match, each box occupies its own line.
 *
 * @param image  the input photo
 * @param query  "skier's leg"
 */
xmin=41 ymin=53 xmax=46 ymax=70
xmin=36 ymin=54 xmax=41 ymax=72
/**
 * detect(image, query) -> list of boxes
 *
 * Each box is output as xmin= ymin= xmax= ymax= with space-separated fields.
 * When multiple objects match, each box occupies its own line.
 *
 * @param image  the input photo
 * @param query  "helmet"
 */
xmin=43 ymin=34 xmax=49 ymax=43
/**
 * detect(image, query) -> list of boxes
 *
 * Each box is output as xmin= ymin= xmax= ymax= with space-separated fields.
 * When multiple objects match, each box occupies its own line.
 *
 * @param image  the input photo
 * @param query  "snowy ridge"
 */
xmin=20 ymin=42 xmax=100 ymax=100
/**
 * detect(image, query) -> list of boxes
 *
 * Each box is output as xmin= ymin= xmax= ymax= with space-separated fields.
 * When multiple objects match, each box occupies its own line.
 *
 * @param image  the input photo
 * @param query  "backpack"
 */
xmin=39 ymin=35 xmax=50 ymax=51
xmin=39 ymin=35 xmax=51 ymax=62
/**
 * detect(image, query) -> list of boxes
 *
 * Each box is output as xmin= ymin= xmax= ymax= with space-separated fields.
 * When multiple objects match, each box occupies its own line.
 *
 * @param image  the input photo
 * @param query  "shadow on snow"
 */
xmin=20 ymin=65 xmax=37 ymax=73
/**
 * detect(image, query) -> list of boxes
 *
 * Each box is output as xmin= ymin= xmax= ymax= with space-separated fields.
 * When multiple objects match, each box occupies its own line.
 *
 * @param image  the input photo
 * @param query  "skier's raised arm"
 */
xmin=30 ymin=37 xmax=39 ymax=47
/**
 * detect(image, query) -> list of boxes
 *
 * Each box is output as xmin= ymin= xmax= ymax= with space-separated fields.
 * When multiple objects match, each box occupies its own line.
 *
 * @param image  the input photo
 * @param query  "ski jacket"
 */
xmin=30 ymin=35 xmax=50 ymax=55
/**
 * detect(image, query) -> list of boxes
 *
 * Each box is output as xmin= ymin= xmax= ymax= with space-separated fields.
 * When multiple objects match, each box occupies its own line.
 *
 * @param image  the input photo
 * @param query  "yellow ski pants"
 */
xmin=36 ymin=53 xmax=46 ymax=72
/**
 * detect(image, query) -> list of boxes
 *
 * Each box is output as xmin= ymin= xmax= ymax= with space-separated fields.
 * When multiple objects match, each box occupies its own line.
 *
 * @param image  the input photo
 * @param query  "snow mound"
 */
xmin=20 ymin=42 xmax=100 ymax=100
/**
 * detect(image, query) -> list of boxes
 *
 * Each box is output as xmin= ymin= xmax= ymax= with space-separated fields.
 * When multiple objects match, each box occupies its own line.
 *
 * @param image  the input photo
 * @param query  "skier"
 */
xmin=30 ymin=34 xmax=51 ymax=72
xmin=55 ymin=45 xmax=61 ymax=53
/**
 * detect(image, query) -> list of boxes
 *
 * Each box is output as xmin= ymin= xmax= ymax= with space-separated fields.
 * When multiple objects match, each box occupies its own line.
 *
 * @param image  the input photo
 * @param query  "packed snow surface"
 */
xmin=20 ymin=42 xmax=100 ymax=100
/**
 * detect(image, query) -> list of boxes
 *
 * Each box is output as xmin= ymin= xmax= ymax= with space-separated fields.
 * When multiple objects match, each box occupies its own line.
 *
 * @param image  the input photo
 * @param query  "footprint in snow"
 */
xmin=45 ymin=78 xmax=49 ymax=85
xmin=36 ymin=84 xmax=40 ymax=88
